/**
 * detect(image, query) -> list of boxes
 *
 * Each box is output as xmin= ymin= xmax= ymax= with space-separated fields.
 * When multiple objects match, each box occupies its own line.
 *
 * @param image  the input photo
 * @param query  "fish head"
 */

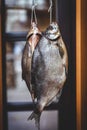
xmin=45 ymin=22 xmax=61 ymax=40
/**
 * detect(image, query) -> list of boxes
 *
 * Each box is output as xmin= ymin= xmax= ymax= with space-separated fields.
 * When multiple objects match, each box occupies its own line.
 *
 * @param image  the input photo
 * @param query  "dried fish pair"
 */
xmin=21 ymin=0 xmax=68 ymax=130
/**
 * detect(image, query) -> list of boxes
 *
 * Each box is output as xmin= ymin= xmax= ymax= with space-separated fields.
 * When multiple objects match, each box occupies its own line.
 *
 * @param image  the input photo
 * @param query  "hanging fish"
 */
xmin=21 ymin=22 xmax=42 ymax=101
xmin=28 ymin=22 xmax=68 ymax=129
xmin=22 ymin=1 xmax=68 ymax=130
xmin=22 ymin=0 xmax=42 ymax=102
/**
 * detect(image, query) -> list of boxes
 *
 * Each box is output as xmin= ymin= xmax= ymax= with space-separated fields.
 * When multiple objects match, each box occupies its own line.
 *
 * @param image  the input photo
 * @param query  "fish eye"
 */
xmin=50 ymin=26 xmax=53 ymax=30
xmin=53 ymin=26 xmax=57 ymax=30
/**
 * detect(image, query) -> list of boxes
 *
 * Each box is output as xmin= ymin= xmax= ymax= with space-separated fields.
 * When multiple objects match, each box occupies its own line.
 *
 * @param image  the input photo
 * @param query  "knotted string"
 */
xmin=48 ymin=0 xmax=53 ymax=24
xmin=31 ymin=0 xmax=37 ymax=24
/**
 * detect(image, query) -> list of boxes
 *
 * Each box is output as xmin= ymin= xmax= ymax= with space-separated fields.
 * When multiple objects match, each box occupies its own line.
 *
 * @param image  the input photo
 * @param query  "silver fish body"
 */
xmin=28 ymin=22 xmax=68 ymax=129
xmin=22 ymin=22 xmax=42 ymax=101
xmin=22 ymin=22 xmax=68 ymax=129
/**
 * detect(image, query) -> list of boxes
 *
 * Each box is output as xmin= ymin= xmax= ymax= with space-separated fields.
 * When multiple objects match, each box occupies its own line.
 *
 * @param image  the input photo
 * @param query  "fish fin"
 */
xmin=64 ymin=65 xmax=68 ymax=78
xmin=46 ymin=97 xmax=54 ymax=106
xmin=46 ymin=89 xmax=62 ymax=106
xmin=28 ymin=112 xmax=40 ymax=130
xmin=56 ymin=88 xmax=63 ymax=102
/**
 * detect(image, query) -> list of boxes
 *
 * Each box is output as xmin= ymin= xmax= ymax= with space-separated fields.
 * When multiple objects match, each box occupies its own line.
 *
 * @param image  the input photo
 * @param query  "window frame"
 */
xmin=0 ymin=0 xmax=81 ymax=130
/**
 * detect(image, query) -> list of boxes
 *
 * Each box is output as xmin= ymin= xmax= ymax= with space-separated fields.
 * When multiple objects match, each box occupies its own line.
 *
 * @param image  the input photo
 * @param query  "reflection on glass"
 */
xmin=5 ymin=0 xmax=56 ymax=32
xmin=5 ymin=0 xmax=48 ymax=10
xmin=8 ymin=111 xmax=58 ymax=130
xmin=6 ymin=10 xmax=28 ymax=32
xmin=6 ymin=41 xmax=32 ymax=102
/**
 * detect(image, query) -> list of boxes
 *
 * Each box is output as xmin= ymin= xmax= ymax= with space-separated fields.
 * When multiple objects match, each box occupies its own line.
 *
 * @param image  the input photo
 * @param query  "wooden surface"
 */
xmin=76 ymin=0 xmax=81 ymax=130
xmin=76 ymin=0 xmax=87 ymax=130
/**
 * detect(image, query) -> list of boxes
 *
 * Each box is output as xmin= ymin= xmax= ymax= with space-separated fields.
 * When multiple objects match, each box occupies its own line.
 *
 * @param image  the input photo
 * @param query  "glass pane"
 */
xmin=8 ymin=111 xmax=58 ymax=130
xmin=6 ymin=41 xmax=32 ymax=102
xmin=5 ymin=0 xmax=56 ymax=32
xmin=6 ymin=9 xmax=29 ymax=32
xmin=6 ymin=0 xmax=50 ymax=10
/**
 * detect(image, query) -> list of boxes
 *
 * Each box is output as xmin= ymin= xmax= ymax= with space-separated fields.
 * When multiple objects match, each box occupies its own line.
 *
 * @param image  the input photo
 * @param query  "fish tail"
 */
xmin=28 ymin=112 xmax=40 ymax=130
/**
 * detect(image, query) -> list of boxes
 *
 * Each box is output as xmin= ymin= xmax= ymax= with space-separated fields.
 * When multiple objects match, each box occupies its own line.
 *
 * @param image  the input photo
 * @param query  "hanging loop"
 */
xmin=48 ymin=0 xmax=53 ymax=24
xmin=31 ymin=0 xmax=37 ymax=24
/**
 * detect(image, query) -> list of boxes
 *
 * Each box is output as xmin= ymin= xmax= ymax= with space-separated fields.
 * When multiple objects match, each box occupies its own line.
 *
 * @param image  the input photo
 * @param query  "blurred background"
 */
xmin=5 ymin=0 xmax=58 ymax=130
xmin=1 ymin=0 xmax=87 ymax=130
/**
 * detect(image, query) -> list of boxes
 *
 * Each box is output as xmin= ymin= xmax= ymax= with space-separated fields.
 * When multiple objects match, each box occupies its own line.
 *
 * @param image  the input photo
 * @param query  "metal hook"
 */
xmin=31 ymin=0 xmax=37 ymax=24
xmin=48 ymin=0 xmax=53 ymax=24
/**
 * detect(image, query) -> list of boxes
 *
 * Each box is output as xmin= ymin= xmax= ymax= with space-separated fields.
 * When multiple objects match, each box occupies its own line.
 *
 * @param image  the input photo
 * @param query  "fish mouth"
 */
xmin=49 ymin=31 xmax=60 ymax=40
xmin=45 ymin=30 xmax=61 ymax=41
